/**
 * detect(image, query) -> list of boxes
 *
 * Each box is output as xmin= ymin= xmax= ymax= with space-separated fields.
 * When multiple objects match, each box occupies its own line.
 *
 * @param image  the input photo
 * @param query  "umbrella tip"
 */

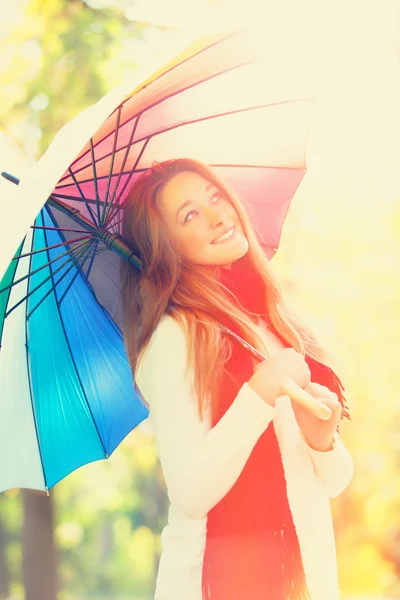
xmin=1 ymin=172 xmax=20 ymax=185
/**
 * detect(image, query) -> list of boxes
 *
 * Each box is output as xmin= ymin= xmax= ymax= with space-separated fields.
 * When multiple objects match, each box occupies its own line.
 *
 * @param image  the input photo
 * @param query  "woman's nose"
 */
xmin=204 ymin=205 xmax=228 ymax=227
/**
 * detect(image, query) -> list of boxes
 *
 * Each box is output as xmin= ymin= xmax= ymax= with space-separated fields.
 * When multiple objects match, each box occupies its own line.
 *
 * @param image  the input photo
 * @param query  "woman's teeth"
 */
xmin=213 ymin=227 xmax=235 ymax=243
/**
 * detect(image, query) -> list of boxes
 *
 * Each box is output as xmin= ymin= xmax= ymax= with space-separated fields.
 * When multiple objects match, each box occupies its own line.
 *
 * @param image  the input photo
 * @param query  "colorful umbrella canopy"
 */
xmin=0 ymin=26 xmax=316 ymax=493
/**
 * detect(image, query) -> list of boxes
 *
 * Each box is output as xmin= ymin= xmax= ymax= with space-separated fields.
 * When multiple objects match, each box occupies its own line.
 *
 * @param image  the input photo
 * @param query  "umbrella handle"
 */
xmin=281 ymin=378 xmax=332 ymax=421
xmin=220 ymin=324 xmax=333 ymax=421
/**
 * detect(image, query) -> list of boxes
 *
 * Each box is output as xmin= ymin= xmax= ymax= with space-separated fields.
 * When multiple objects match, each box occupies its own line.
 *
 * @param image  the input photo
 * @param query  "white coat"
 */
xmin=136 ymin=314 xmax=354 ymax=600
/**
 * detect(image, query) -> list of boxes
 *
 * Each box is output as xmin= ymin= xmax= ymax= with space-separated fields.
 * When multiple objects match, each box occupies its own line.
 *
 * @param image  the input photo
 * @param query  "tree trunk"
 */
xmin=22 ymin=490 xmax=57 ymax=600
xmin=0 ymin=496 xmax=10 ymax=600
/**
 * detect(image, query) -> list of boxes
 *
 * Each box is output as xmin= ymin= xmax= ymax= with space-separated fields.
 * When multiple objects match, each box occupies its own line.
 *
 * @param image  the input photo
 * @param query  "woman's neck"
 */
xmin=218 ymin=256 xmax=267 ymax=318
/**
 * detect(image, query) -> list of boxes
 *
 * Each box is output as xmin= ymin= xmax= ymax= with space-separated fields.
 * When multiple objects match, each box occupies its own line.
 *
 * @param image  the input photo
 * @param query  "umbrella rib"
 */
xmin=89 ymin=138 xmax=101 ymax=224
xmin=0 ymin=235 xmax=26 ymax=322
xmin=31 ymin=225 xmax=92 ymax=234
xmin=68 ymin=28 xmax=244 ymax=168
xmin=0 ymin=238 xmax=25 ymax=347
xmin=51 ymin=192 xmax=98 ymax=203
xmin=58 ymin=96 xmax=312 ymax=186
xmin=104 ymin=112 xmax=142 ymax=222
xmin=104 ymin=137 xmax=150 ymax=229
xmin=24 ymin=223 xmax=49 ymax=491
xmin=68 ymin=167 xmax=98 ymax=224
xmin=41 ymin=224 xmax=108 ymax=460
xmin=79 ymin=236 xmax=100 ymax=283
xmin=2 ymin=238 xmax=92 ymax=312
xmin=209 ymin=163 xmax=305 ymax=172
xmin=101 ymin=104 xmax=122 ymax=224
xmin=9 ymin=235 xmax=92 ymax=263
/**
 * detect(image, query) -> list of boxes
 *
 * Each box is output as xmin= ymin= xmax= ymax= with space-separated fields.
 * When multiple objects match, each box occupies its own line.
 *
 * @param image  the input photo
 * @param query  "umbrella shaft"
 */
xmin=220 ymin=324 xmax=267 ymax=362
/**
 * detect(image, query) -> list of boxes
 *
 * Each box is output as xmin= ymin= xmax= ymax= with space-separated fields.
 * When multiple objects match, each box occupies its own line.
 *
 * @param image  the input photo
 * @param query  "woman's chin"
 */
xmin=213 ymin=245 xmax=249 ymax=267
xmin=190 ymin=237 xmax=249 ymax=268
xmin=227 ymin=237 xmax=249 ymax=260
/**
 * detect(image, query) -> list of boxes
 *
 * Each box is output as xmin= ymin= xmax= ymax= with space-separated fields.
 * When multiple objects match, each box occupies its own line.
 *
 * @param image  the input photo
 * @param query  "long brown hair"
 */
xmin=119 ymin=158 xmax=331 ymax=422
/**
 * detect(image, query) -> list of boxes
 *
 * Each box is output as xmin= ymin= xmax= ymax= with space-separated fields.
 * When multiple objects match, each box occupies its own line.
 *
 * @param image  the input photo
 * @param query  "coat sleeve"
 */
xmin=305 ymin=434 xmax=354 ymax=498
xmin=135 ymin=315 xmax=276 ymax=519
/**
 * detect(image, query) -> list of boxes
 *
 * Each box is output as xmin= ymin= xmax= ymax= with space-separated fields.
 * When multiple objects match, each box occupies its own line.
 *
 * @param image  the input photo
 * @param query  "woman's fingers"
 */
xmin=282 ymin=379 xmax=333 ymax=420
xmin=304 ymin=382 xmax=335 ymax=399
xmin=303 ymin=383 xmax=342 ymax=418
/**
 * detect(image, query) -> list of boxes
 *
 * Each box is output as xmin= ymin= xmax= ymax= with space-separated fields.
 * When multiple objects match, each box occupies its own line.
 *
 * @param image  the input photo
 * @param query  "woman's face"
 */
xmin=156 ymin=171 xmax=249 ymax=269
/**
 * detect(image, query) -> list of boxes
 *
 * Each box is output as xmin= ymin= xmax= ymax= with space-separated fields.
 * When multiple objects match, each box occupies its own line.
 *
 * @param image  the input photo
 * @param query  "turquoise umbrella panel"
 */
xmin=43 ymin=207 xmax=148 ymax=451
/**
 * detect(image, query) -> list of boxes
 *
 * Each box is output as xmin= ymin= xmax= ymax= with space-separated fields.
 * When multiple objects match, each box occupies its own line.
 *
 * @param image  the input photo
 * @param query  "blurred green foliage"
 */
xmin=0 ymin=0 xmax=148 ymax=157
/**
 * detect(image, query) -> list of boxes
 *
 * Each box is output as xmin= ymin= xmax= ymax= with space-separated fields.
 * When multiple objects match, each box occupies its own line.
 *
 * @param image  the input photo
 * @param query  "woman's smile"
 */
xmin=211 ymin=226 xmax=236 ymax=244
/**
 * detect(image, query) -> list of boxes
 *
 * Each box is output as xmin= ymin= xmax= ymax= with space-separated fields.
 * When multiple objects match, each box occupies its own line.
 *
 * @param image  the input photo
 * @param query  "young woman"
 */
xmin=119 ymin=158 xmax=354 ymax=600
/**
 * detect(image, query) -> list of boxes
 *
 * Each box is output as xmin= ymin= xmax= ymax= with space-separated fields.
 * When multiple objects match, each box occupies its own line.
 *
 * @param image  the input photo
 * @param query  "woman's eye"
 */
xmin=184 ymin=210 xmax=198 ymax=223
xmin=184 ymin=192 xmax=223 ymax=223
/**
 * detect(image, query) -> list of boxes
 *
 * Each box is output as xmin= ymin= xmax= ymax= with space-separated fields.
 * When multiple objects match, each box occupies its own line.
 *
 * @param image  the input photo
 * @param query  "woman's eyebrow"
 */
xmin=176 ymin=200 xmax=193 ymax=221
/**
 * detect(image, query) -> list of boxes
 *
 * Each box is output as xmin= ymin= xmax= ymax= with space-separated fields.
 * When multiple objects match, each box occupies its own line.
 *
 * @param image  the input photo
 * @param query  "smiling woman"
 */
xmin=156 ymin=170 xmax=249 ymax=269
xmin=119 ymin=157 xmax=353 ymax=600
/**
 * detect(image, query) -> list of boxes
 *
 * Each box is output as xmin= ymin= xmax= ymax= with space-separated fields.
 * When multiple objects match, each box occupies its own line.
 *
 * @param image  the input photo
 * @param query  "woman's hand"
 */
xmin=248 ymin=348 xmax=311 ymax=407
xmin=291 ymin=382 xmax=342 ymax=451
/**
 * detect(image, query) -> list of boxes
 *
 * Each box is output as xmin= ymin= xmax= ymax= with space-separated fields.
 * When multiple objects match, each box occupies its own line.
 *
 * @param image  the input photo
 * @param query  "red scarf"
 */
xmin=201 ymin=255 xmax=349 ymax=600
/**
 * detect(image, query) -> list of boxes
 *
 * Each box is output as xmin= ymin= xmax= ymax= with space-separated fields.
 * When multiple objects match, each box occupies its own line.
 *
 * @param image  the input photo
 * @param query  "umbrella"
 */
xmin=0 ymin=25 xmax=317 ymax=494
